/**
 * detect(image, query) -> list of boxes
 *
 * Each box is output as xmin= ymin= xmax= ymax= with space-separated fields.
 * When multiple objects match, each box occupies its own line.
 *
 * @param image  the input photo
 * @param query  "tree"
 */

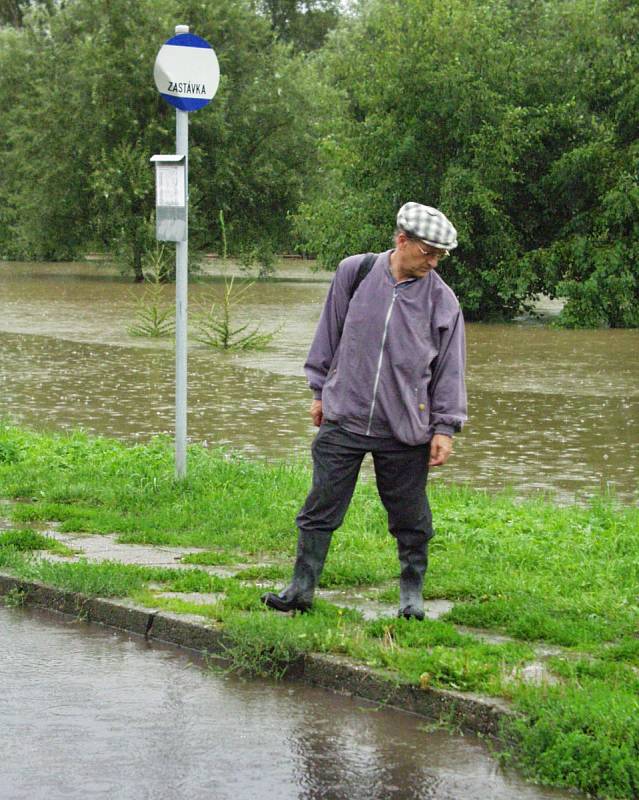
xmin=295 ymin=0 xmax=535 ymax=319
xmin=255 ymin=0 xmax=340 ymax=51
xmin=294 ymin=0 xmax=639 ymax=325
xmin=0 ymin=0 xmax=53 ymax=28
xmin=0 ymin=0 xmax=326 ymax=275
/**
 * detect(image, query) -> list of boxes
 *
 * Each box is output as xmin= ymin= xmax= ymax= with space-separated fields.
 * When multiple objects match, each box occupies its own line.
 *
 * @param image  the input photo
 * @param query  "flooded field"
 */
xmin=0 ymin=260 xmax=637 ymax=503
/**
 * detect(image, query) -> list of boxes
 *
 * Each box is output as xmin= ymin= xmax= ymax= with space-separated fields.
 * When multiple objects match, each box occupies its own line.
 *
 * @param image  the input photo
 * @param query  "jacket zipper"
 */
xmin=366 ymin=289 xmax=398 ymax=435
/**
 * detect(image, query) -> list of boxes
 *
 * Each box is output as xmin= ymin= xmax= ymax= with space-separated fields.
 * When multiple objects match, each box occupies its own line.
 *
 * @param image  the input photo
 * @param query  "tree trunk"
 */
xmin=133 ymin=245 xmax=144 ymax=283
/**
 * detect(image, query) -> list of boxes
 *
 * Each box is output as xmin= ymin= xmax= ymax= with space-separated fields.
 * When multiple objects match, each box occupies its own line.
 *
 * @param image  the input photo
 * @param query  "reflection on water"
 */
xmin=0 ymin=261 xmax=637 ymax=503
xmin=1 ymin=605 xmax=576 ymax=800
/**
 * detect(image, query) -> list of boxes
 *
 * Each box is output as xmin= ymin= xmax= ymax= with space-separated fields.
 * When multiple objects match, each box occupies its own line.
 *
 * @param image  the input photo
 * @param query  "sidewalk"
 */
xmin=0 ymin=514 xmax=567 ymax=727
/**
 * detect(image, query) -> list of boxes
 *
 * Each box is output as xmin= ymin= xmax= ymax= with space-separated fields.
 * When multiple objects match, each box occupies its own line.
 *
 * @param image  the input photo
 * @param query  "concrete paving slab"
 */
xmin=154 ymin=591 xmax=225 ymax=605
xmin=0 ymin=517 xmax=13 ymax=532
xmin=317 ymin=589 xmax=455 ymax=621
xmin=455 ymin=624 xmax=567 ymax=658
xmin=507 ymin=662 xmax=560 ymax=687
xmin=40 ymin=530 xmax=208 ymax=568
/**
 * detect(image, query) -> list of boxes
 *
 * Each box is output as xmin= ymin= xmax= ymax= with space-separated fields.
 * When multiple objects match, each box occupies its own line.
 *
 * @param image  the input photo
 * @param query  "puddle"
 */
xmin=0 ymin=604 xmax=579 ymax=800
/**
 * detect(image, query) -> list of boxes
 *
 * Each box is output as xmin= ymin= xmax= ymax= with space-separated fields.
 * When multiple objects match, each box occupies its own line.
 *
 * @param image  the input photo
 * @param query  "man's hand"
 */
xmin=428 ymin=434 xmax=453 ymax=467
xmin=310 ymin=399 xmax=323 ymax=427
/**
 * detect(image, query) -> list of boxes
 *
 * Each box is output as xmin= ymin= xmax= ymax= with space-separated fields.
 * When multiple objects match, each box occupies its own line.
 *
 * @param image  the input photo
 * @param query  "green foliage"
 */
xmin=3 ymin=587 xmax=26 ymax=607
xmin=366 ymin=616 xmax=470 ymax=649
xmin=90 ymin=142 xmax=157 ymax=281
xmin=507 ymin=681 xmax=639 ymax=799
xmin=220 ymin=601 xmax=357 ymax=678
xmin=161 ymin=569 xmax=228 ymax=594
xmin=0 ymin=435 xmax=21 ymax=465
xmin=552 ymin=172 xmax=639 ymax=328
xmin=231 ymin=563 xmax=289 ymax=582
xmin=0 ymin=0 xmax=325 ymax=268
xmin=180 ymin=549 xmax=238 ymax=566
xmin=443 ymin=595 xmax=630 ymax=647
xmin=0 ymin=0 xmax=54 ymax=28
xmin=295 ymin=0 xmax=639 ymax=325
xmin=238 ymin=240 xmax=276 ymax=278
xmin=220 ymin=611 xmax=310 ymax=678
xmin=256 ymin=0 xmax=340 ymax=51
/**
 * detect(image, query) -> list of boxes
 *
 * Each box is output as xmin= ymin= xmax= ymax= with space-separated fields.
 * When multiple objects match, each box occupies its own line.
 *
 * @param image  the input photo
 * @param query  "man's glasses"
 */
xmin=414 ymin=240 xmax=449 ymax=260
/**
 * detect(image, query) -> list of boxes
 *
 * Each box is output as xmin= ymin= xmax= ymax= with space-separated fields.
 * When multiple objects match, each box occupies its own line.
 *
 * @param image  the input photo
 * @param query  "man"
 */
xmin=262 ymin=202 xmax=467 ymax=620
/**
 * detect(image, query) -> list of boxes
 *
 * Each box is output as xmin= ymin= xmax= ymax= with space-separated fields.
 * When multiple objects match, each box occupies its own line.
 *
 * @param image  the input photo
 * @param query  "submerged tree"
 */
xmin=127 ymin=246 xmax=176 ymax=338
xmin=193 ymin=277 xmax=280 ymax=350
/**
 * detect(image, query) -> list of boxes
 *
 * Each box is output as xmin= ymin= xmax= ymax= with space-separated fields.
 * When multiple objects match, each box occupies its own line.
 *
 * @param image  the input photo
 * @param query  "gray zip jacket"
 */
xmin=305 ymin=250 xmax=467 ymax=446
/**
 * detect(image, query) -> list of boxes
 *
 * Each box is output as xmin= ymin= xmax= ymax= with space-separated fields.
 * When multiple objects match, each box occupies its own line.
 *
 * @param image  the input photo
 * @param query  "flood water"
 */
xmin=0 ymin=261 xmax=637 ymax=503
xmin=0 ymin=604 xmax=577 ymax=800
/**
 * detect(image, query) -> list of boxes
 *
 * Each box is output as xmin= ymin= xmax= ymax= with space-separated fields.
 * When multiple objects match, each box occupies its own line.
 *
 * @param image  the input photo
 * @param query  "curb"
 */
xmin=0 ymin=572 xmax=514 ymax=738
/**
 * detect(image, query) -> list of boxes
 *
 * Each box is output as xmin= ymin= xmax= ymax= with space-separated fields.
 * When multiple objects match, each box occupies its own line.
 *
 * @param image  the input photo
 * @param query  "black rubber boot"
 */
xmin=396 ymin=532 xmax=428 ymax=621
xmin=261 ymin=530 xmax=332 ymax=613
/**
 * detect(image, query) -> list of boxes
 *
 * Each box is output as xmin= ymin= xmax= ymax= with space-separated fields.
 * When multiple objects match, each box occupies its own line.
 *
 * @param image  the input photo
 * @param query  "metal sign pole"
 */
xmin=153 ymin=23 xmax=219 ymax=480
xmin=174 ymin=25 xmax=189 ymax=481
xmin=175 ymin=108 xmax=188 ymax=479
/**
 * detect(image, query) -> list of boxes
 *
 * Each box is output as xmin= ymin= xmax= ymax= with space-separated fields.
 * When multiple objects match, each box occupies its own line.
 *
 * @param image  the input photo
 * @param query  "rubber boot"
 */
xmin=261 ymin=530 xmax=332 ymax=613
xmin=396 ymin=532 xmax=427 ymax=621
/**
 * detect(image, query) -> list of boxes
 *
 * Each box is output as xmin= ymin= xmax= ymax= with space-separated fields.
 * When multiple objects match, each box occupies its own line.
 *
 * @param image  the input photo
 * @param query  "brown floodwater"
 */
xmin=0 ymin=261 xmax=637 ymax=503
xmin=0 ymin=604 xmax=578 ymax=800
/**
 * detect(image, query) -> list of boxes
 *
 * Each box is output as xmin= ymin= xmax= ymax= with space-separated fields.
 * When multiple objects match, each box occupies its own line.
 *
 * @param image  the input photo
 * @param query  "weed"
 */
xmin=220 ymin=611 xmax=309 ymax=679
xmin=417 ymin=702 xmax=464 ymax=736
xmin=4 ymin=587 xmax=26 ymax=607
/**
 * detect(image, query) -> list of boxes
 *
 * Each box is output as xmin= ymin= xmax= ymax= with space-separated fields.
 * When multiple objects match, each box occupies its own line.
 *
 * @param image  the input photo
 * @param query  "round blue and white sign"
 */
xmin=154 ymin=33 xmax=220 ymax=112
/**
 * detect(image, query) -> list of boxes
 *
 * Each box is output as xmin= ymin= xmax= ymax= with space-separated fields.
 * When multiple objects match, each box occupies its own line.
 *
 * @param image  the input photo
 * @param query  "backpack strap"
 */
xmin=348 ymin=252 xmax=377 ymax=300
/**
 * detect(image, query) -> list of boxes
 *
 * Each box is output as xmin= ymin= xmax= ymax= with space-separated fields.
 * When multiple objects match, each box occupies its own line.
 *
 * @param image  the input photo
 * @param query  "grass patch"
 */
xmin=180 ymin=550 xmax=240 ymax=566
xmin=162 ymin=570 xmax=228 ymax=594
xmin=231 ymin=564 xmax=290 ymax=582
xmin=443 ymin=594 xmax=635 ymax=647
xmin=134 ymin=591 xmax=223 ymax=621
xmin=506 ymin=681 xmax=639 ymax=799
xmin=364 ymin=617 xmax=535 ymax=693
xmin=0 ymin=529 xmax=74 ymax=556
xmin=220 ymin=601 xmax=362 ymax=679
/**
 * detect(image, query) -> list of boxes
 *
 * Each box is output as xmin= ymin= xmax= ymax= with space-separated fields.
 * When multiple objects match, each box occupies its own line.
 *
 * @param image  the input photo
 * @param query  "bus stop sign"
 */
xmin=153 ymin=33 xmax=220 ymax=112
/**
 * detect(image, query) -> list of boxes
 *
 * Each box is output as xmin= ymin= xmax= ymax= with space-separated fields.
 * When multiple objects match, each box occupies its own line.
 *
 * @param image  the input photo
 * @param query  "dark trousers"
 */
xmin=296 ymin=421 xmax=433 ymax=541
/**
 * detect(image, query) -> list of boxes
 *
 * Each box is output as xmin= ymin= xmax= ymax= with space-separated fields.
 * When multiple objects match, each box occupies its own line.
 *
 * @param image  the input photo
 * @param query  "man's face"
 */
xmin=400 ymin=234 xmax=449 ymax=278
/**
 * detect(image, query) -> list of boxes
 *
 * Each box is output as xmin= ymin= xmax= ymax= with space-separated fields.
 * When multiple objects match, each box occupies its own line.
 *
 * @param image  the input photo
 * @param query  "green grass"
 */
xmin=180 ymin=550 xmax=241 ymax=566
xmin=0 ymin=528 xmax=75 ymax=556
xmin=1 ymin=420 xmax=639 ymax=798
xmin=505 ymin=681 xmax=639 ymax=799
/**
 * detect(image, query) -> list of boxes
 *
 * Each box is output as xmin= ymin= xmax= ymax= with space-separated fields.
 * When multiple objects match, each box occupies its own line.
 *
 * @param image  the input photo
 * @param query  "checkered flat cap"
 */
xmin=397 ymin=202 xmax=458 ymax=250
